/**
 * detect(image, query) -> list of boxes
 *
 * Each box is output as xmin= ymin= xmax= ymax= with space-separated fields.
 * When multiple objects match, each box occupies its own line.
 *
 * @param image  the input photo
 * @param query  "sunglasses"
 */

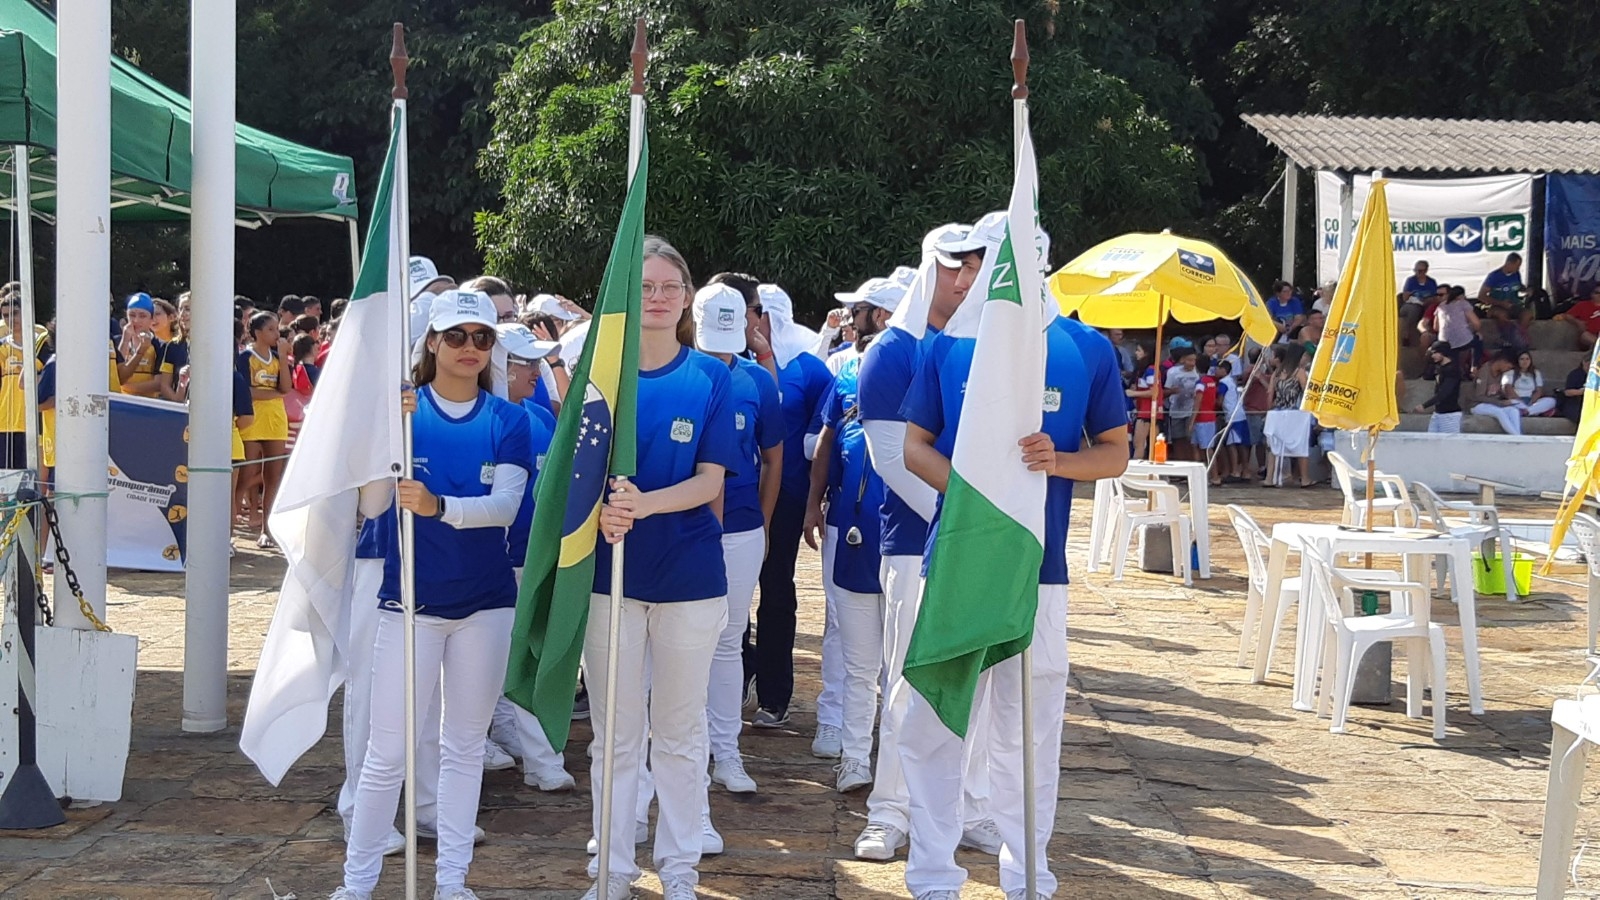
xmin=439 ymin=327 xmax=496 ymax=351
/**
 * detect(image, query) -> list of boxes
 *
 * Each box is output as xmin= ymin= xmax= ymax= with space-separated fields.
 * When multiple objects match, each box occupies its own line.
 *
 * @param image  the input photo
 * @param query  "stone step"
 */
xmin=1400 ymin=366 xmax=1585 ymax=410
xmin=1393 ymin=411 xmax=1576 ymax=436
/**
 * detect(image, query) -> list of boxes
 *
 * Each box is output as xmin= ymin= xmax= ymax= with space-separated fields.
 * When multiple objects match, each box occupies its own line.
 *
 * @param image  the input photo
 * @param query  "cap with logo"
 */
xmin=889 ymin=266 xmax=918 ymax=289
xmin=428 ymin=289 xmax=497 ymax=333
xmin=835 ymin=277 xmax=907 ymax=313
xmin=531 ymin=293 xmax=580 ymax=322
xmin=929 ymin=223 xmax=977 ymax=268
xmin=408 ymin=256 xmax=453 ymax=300
xmin=126 ymin=292 xmax=155 ymax=315
xmin=496 ymin=323 xmax=559 ymax=362
xmin=694 ymin=284 xmax=748 ymax=355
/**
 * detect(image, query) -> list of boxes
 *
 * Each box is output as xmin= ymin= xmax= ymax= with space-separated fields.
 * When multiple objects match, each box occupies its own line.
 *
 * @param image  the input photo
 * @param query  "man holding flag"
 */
xmin=895 ymin=85 xmax=1130 ymax=898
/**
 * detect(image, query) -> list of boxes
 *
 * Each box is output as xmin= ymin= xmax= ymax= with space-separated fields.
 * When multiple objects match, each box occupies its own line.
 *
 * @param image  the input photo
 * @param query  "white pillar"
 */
xmin=1337 ymin=172 xmax=1355 ymax=273
xmin=1280 ymin=162 xmax=1298 ymax=285
xmin=182 ymin=0 xmax=237 ymax=733
xmin=53 ymin=1 xmax=111 ymax=627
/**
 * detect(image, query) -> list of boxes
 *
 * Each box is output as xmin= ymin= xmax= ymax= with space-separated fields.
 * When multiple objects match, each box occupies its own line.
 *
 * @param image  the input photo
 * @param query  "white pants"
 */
xmin=344 ymin=607 xmax=515 ymax=892
xmin=585 ymin=595 xmax=725 ymax=884
xmin=866 ymin=555 xmax=991 ymax=833
xmin=815 ymin=528 xmax=846 ymax=731
xmin=1472 ymin=402 xmax=1525 ymax=435
xmin=825 ymin=526 xmax=887 ymax=764
xmin=901 ymin=585 xmax=1069 ymax=897
xmin=1427 ymin=411 xmax=1462 ymax=434
xmin=490 ymin=696 xmax=565 ymax=773
xmin=338 ymin=559 xmax=439 ymax=829
xmin=707 ymin=528 xmax=765 ymax=761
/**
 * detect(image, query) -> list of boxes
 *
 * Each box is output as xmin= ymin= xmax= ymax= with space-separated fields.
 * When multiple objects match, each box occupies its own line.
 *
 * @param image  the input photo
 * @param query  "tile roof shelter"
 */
xmin=1241 ymin=113 xmax=1600 ymax=287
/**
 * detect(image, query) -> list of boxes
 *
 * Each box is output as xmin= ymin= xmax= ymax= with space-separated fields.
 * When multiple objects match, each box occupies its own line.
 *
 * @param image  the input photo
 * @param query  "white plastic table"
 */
xmin=1538 ymin=694 xmax=1600 ymax=899
xmin=1087 ymin=460 xmax=1212 ymax=579
xmin=1248 ymin=522 xmax=1483 ymax=715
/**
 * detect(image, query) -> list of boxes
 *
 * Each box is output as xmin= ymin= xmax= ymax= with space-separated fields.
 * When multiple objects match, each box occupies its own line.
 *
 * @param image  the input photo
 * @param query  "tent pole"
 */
xmin=14 ymin=148 xmax=38 ymax=479
xmin=347 ymin=218 xmax=360 ymax=290
xmin=54 ymin=0 xmax=112 ymax=629
xmin=1281 ymin=162 xmax=1298 ymax=285
xmin=1151 ymin=300 xmax=1165 ymax=460
xmin=181 ymin=0 xmax=237 ymax=733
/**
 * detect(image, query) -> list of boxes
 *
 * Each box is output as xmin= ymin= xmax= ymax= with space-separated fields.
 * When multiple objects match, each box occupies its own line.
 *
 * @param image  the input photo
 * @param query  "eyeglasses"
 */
xmin=748 ymin=304 xmax=765 ymax=317
xmin=496 ymin=311 xmax=518 ymax=323
xmin=439 ymin=327 xmax=496 ymax=351
xmin=641 ymin=281 xmax=686 ymax=300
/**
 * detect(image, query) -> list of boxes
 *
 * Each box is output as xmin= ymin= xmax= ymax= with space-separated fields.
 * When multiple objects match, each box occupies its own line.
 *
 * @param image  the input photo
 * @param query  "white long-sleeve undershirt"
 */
xmin=861 ymin=418 xmax=939 ymax=523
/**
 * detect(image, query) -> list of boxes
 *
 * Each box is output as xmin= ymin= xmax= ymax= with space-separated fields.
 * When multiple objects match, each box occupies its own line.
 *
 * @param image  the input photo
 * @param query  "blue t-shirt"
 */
xmin=773 ymin=351 xmax=833 ymax=498
xmin=506 ymin=398 xmax=558 ymax=567
xmin=593 ymin=346 xmax=744 ymax=602
xmin=1267 ymin=295 xmax=1304 ymax=322
xmin=722 ymin=356 xmax=785 ymax=535
xmin=232 ymin=370 xmax=254 ymax=420
xmin=532 ymin=374 xmax=555 ymax=417
xmin=378 ymin=386 xmax=535 ymax=618
xmin=1402 ymin=274 xmax=1437 ymax=303
xmin=901 ymin=316 xmax=1128 ymax=585
xmin=822 ymin=355 xmax=884 ymax=594
xmin=857 ymin=324 xmax=939 ymax=557
xmin=356 ymin=506 xmax=394 ymax=561
xmin=1482 ymin=268 xmax=1524 ymax=303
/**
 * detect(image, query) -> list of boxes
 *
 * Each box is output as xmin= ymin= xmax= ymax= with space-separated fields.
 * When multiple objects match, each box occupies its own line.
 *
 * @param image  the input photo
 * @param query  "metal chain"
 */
xmin=40 ymin=497 xmax=110 ymax=633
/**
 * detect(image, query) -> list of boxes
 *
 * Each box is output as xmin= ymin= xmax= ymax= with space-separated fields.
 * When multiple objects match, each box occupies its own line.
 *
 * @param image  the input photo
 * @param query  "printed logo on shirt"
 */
xmin=670 ymin=417 xmax=695 ymax=443
xmin=1043 ymin=387 xmax=1062 ymax=413
xmin=735 ymin=412 xmax=747 ymax=431
xmin=480 ymin=462 xmax=495 ymax=485
xmin=536 ymin=453 xmax=547 ymax=469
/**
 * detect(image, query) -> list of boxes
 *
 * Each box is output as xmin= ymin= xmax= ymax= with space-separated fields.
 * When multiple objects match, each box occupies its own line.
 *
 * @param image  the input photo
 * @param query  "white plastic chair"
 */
xmin=1328 ymin=451 xmax=1417 ymax=528
xmin=1110 ymin=475 xmax=1192 ymax=586
xmin=1302 ymin=539 xmax=1447 ymax=739
xmin=1413 ymin=481 xmax=1520 ymax=602
xmin=1567 ymin=513 xmax=1600 ymax=655
xmin=1228 ymin=504 xmax=1404 ymax=674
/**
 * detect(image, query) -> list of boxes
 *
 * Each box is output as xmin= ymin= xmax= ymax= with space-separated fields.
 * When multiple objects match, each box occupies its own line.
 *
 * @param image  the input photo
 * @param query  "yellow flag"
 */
xmin=1303 ymin=180 xmax=1399 ymax=433
xmin=1545 ymin=339 xmax=1600 ymax=572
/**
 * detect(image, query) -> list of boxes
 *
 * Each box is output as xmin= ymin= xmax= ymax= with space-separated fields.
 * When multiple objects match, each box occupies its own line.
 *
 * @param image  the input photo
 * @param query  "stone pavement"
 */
xmin=5 ymin=486 xmax=1600 ymax=898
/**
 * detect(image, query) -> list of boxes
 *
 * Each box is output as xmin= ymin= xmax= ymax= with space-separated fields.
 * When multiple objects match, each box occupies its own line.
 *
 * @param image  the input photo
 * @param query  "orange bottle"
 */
xmin=1152 ymin=433 xmax=1168 ymax=462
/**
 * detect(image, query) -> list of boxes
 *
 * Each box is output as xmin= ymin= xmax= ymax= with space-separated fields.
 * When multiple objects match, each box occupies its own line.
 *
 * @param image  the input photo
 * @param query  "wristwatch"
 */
xmin=432 ymin=496 xmax=447 ymax=520
xmin=547 ymin=357 xmax=565 ymax=369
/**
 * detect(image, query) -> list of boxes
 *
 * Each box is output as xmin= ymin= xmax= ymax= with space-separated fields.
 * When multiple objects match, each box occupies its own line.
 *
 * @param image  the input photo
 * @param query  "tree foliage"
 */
xmin=478 ymin=0 xmax=1200 ymax=315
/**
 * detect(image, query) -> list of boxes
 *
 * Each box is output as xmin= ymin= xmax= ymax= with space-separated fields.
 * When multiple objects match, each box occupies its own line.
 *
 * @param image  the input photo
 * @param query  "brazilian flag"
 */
xmin=504 ymin=140 xmax=645 ymax=749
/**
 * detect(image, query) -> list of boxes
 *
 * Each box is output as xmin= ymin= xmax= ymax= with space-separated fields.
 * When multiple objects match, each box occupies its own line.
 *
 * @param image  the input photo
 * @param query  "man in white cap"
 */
xmin=408 ymin=257 xmax=456 ymax=344
xmin=851 ymin=222 xmax=1002 ymax=862
xmin=803 ymin=275 xmax=904 ymax=790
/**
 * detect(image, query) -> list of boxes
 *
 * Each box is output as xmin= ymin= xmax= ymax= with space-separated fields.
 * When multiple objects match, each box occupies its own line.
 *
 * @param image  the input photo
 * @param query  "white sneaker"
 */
xmin=1005 ymin=891 xmax=1049 ymax=900
xmin=524 ymin=764 xmax=576 ymax=792
xmin=853 ymin=822 xmax=907 ymax=861
xmin=585 ymin=819 xmax=650 ymax=855
xmin=701 ymin=811 xmax=724 ymax=856
xmin=960 ymin=817 xmax=1004 ymax=856
xmin=415 ymin=822 xmax=486 ymax=845
xmin=711 ymin=755 xmax=757 ymax=793
xmin=483 ymin=740 xmax=516 ymax=771
xmin=834 ymin=757 xmax=872 ymax=793
xmin=810 ymin=723 xmax=842 ymax=758
xmin=341 ymin=823 xmax=405 ymax=857
xmin=580 ymin=874 xmax=635 ymax=900
xmin=328 ymin=889 xmax=371 ymax=900
xmin=661 ymin=877 xmax=698 ymax=900
xmin=434 ymin=887 xmax=481 ymax=900
xmin=916 ymin=892 xmax=963 ymax=900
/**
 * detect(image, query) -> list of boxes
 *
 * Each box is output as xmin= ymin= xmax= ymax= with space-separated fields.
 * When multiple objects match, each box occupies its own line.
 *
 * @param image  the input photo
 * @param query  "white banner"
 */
xmin=1316 ymin=172 xmax=1533 ymax=293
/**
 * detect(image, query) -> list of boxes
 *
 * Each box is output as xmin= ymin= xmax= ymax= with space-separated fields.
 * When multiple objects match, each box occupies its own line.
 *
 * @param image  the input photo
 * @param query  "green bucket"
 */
xmin=1471 ymin=551 xmax=1533 ymax=596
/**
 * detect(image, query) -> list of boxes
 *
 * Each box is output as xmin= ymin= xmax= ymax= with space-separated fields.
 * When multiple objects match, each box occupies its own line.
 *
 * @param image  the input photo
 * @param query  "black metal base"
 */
xmin=0 ymin=763 xmax=65 ymax=829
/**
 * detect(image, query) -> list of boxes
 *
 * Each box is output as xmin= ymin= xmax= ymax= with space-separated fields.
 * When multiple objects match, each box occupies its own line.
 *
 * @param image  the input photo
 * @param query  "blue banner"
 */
xmin=107 ymin=396 xmax=188 ymax=571
xmin=1545 ymin=174 xmax=1600 ymax=303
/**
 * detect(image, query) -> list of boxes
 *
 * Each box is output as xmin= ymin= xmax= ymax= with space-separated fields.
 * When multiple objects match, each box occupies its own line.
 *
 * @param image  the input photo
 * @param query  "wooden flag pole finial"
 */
xmin=630 ymin=18 xmax=648 ymax=96
xmin=1011 ymin=19 xmax=1029 ymax=100
xmin=391 ymin=23 xmax=409 ymax=100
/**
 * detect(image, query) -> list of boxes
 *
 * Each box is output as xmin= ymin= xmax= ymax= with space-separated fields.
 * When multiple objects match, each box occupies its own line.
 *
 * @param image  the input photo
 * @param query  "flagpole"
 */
xmin=1011 ymin=21 xmax=1040 ymax=900
xmin=390 ymin=25 xmax=419 ymax=900
xmin=596 ymin=17 xmax=647 ymax=894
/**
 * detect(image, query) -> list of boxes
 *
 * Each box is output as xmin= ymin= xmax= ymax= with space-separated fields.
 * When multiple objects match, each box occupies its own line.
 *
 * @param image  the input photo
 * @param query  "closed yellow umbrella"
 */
xmin=1302 ymin=178 xmax=1398 ymax=531
xmin=1050 ymin=231 xmax=1275 ymax=455
xmin=1546 ymin=341 xmax=1600 ymax=572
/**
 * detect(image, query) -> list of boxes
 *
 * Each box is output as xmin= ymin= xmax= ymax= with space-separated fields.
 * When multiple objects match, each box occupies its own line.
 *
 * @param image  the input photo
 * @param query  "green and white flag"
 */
xmin=903 ymin=110 xmax=1050 ymax=737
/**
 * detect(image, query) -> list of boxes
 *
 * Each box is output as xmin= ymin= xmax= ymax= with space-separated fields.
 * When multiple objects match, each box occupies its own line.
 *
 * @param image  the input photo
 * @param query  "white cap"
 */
xmin=409 ymin=256 xmax=453 ymax=299
xmin=932 ymin=221 xmax=987 ymax=267
xmin=889 ymin=265 xmax=917 ymax=288
xmin=694 ymin=284 xmax=748 ymax=355
xmin=496 ymin=323 xmax=558 ymax=361
xmin=531 ymin=293 xmax=580 ymax=321
xmin=428 ymin=289 xmax=497 ymax=332
xmin=835 ymin=277 xmax=906 ymax=313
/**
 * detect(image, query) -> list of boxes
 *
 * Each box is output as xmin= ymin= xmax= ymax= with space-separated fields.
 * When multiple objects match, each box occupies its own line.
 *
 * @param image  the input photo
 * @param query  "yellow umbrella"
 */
xmin=1546 ymin=341 xmax=1600 ymax=572
xmin=1050 ymin=231 xmax=1275 ymax=455
xmin=1302 ymin=179 xmax=1398 ymax=532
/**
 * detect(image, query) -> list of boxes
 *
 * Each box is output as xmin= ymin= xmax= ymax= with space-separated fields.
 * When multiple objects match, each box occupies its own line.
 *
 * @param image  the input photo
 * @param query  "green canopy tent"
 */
xmin=0 ymin=0 xmax=358 ymax=236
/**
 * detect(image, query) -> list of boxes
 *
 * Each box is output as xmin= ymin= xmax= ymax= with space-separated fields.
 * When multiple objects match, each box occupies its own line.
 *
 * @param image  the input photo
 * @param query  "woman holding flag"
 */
xmin=333 ymin=290 xmax=535 ymax=900
xmin=582 ymin=236 xmax=743 ymax=900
